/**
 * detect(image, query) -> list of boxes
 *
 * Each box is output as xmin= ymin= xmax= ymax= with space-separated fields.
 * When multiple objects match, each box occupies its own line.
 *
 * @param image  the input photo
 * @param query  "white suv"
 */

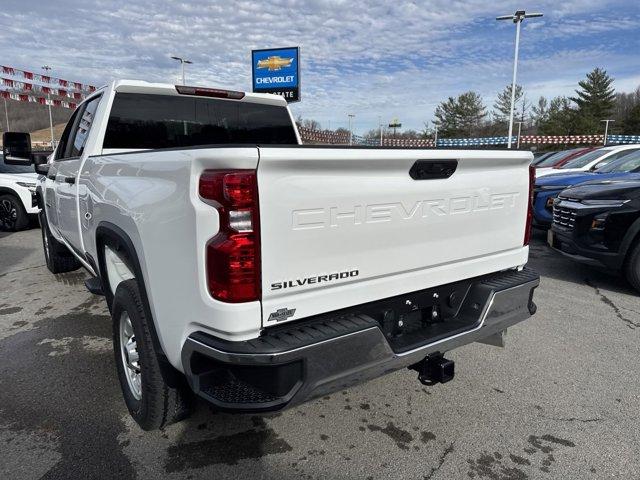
xmin=0 ymin=159 xmax=39 ymax=230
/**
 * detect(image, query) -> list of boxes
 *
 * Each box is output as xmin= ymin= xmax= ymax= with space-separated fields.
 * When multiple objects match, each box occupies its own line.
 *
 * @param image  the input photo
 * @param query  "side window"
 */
xmin=55 ymin=95 xmax=102 ymax=161
xmin=596 ymin=149 xmax=638 ymax=168
xmin=54 ymin=107 xmax=82 ymax=161
xmin=69 ymin=95 xmax=101 ymax=157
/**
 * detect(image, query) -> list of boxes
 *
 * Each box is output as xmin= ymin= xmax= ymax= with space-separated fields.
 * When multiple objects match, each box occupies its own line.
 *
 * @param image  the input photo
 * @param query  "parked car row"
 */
xmin=532 ymin=144 xmax=640 ymax=291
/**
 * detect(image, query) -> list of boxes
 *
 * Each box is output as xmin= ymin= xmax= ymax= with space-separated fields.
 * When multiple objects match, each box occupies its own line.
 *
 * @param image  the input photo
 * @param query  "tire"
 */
xmin=0 ymin=193 xmax=29 ymax=231
xmin=112 ymin=279 xmax=191 ymax=430
xmin=39 ymin=211 xmax=81 ymax=274
xmin=624 ymin=241 xmax=640 ymax=292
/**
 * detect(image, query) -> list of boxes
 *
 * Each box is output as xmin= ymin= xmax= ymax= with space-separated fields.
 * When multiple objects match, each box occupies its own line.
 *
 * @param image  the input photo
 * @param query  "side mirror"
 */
xmin=2 ymin=132 xmax=33 ymax=165
xmin=33 ymin=152 xmax=51 ymax=175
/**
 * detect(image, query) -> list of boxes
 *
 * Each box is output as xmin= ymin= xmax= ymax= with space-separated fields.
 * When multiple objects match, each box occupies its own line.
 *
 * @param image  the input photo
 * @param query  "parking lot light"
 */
xmin=601 ymin=119 xmax=615 ymax=145
xmin=41 ymin=65 xmax=55 ymax=148
xmin=170 ymin=56 xmax=193 ymax=85
xmin=496 ymin=10 xmax=543 ymax=149
xmin=347 ymin=113 xmax=355 ymax=145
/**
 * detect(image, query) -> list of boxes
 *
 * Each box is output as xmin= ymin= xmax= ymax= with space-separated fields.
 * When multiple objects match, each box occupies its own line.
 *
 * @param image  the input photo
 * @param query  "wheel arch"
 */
xmin=0 ymin=186 xmax=20 ymax=196
xmin=619 ymin=215 xmax=640 ymax=267
xmin=0 ymin=186 xmax=25 ymax=207
xmin=95 ymin=222 xmax=169 ymax=365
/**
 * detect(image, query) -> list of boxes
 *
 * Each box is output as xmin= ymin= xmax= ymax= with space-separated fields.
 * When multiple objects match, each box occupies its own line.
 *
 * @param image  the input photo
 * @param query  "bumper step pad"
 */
xmin=182 ymin=267 xmax=539 ymax=412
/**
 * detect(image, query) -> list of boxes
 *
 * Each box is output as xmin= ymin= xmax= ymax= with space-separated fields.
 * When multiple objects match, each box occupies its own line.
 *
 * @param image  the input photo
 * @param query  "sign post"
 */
xmin=251 ymin=47 xmax=300 ymax=103
xmin=388 ymin=118 xmax=402 ymax=138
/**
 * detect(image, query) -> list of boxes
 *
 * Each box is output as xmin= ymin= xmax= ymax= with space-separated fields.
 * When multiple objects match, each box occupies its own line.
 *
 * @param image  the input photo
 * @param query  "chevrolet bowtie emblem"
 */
xmin=257 ymin=56 xmax=293 ymax=71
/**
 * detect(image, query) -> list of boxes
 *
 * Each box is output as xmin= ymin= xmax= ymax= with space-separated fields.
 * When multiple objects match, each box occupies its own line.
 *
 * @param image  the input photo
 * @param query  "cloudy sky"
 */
xmin=1 ymin=0 xmax=639 ymax=132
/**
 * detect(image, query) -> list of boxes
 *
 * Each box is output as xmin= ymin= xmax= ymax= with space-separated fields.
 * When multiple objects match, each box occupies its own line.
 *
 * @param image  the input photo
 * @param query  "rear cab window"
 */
xmin=103 ymin=93 xmax=298 ymax=150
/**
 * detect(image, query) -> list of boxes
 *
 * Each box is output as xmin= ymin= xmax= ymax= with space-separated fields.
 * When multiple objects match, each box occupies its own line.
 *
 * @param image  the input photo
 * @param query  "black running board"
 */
xmin=84 ymin=277 xmax=105 ymax=296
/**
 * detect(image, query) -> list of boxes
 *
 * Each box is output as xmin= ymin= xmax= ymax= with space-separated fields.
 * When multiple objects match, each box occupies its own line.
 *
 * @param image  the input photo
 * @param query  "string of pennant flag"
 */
xmin=1 ymin=78 xmax=87 ymax=99
xmin=0 ymin=91 xmax=79 ymax=109
xmin=0 ymin=65 xmax=97 ymax=110
xmin=1 ymin=66 xmax=96 ymax=92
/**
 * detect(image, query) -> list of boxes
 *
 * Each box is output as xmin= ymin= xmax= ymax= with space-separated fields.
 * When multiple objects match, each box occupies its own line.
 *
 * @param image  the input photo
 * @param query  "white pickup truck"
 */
xmin=3 ymin=80 xmax=539 ymax=430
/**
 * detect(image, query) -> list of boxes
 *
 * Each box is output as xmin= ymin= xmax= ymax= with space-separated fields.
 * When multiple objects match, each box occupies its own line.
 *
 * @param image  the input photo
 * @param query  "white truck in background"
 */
xmin=3 ymin=80 xmax=539 ymax=430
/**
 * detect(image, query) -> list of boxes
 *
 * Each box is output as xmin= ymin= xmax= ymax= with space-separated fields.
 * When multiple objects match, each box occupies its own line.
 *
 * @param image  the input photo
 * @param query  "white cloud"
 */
xmin=0 ymin=0 xmax=638 ymax=132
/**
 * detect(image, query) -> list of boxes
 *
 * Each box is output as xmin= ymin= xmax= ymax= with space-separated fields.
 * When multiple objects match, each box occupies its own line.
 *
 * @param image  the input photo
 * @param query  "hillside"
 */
xmin=1 ymin=99 xmax=72 ymax=134
xmin=30 ymin=123 xmax=67 ymax=143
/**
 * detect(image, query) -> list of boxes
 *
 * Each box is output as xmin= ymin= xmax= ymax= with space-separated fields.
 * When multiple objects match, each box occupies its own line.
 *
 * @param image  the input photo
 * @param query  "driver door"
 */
xmin=53 ymin=95 xmax=101 ymax=251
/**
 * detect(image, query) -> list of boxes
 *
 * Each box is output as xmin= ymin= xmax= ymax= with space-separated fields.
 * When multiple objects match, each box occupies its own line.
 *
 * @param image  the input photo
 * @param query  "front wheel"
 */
xmin=624 ymin=241 xmax=640 ymax=293
xmin=112 ymin=279 xmax=191 ymax=430
xmin=0 ymin=194 xmax=29 ymax=231
xmin=39 ymin=211 xmax=81 ymax=274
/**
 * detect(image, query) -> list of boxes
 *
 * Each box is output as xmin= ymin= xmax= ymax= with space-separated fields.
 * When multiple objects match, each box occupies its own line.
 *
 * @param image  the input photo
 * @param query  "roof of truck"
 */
xmin=108 ymin=79 xmax=288 ymax=107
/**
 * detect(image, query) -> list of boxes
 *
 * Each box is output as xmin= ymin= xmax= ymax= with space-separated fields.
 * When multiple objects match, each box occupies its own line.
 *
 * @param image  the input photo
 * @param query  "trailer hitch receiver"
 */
xmin=410 ymin=354 xmax=455 ymax=386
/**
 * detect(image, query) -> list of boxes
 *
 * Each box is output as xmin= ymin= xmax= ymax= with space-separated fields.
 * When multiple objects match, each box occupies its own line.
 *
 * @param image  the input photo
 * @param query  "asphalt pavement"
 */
xmin=1 ymin=227 xmax=639 ymax=479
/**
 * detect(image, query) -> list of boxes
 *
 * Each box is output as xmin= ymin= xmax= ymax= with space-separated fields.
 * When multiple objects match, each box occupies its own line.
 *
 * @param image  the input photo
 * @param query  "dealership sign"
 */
xmin=251 ymin=47 xmax=300 ymax=103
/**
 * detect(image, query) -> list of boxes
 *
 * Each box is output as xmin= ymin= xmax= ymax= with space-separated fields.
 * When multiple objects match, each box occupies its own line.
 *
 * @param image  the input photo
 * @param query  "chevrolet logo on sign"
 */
xmin=252 ymin=47 xmax=300 ymax=103
xmin=257 ymin=56 xmax=294 ymax=71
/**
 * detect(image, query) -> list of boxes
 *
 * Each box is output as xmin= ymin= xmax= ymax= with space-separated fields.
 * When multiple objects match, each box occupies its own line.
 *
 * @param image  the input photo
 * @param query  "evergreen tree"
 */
xmin=457 ymin=91 xmax=487 ymax=136
xmin=433 ymin=96 xmax=461 ymax=137
xmin=570 ymin=67 xmax=616 ymax=133
xmin=623 ymin=104 xmax=640 ymax=134
xmin=538 ymin=96 xmax=577 ymax=135
xmin=434 ymin=91 xmax=487 ymax=137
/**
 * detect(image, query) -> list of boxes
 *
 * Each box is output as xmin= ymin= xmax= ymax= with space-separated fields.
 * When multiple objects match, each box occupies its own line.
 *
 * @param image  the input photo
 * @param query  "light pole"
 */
xmin=433 ymin=125 xmax=438 ymax=148
xmin=3 ymin=97 xmax=9 ymax=131
xmin=170 ymin=56 xmax=193 ymax=85
xmin=42 ymin=65 xmax=55 ymax=148
xmin=515 ymin=121 xmax=525 ymax=149
xmin=496 ymin=10 xmax=543 ymax=149
xmin=601 ymin=119 xmax=614 ymax=145
xmin=378 ymin=115 xmax=383 ymax=146
xmin=347 ymin=113 xmax=355 ymax=145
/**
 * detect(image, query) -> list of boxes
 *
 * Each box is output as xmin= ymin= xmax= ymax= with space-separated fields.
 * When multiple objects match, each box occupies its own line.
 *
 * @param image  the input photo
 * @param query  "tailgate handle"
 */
xmin=409 ymin=160 xmax=457 ymax=180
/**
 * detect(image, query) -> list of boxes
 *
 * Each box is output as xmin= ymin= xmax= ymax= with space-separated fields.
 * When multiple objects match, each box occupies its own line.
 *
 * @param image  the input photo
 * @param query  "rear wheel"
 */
xmin=624 ymin=241 xmax=640 ymax=292
xmin=112 ymin=279 xmax=191 ymax=430
xmin=39 ymin=211 xmax=81 ymax=274
xmin=0 ymin=194 xmax=28 ymax=231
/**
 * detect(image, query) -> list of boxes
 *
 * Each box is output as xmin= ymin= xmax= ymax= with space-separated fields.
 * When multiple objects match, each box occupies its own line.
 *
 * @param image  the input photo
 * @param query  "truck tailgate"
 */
xmin=257 ymin=147 xmax=532 ymax=326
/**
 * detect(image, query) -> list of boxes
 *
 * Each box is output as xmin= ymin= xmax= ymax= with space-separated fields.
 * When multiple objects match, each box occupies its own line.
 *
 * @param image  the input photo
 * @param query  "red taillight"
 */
xmin=199 ymin=170 xmax=260 ymax=303
xmin=524 ymin=164 xmax=535 ymax=246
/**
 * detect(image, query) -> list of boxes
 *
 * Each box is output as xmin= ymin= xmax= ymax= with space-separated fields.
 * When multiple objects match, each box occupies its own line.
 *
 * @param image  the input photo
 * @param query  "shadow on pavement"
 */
xmin=528 ymin=229 xmax=637 ymax=297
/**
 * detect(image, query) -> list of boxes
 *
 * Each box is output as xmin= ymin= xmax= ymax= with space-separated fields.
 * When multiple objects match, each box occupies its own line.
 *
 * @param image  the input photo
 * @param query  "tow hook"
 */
xmin=409 ymin=354 xmax=455 ymax=386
